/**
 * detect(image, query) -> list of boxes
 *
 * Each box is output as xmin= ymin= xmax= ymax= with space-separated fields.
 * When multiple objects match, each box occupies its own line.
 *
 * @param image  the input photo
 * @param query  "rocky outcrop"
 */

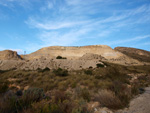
xmin=25 ymin=45 xmax=123 ymax=60
xmin=0 ymin=50 xmax=22 ymax=60
xmin=79 ymin=53 xmax=106 ymax=60
xmin=115 ymin=47 xmax=150 ymax=62
xmin=24 ymin=45 xmax=143 ymax=65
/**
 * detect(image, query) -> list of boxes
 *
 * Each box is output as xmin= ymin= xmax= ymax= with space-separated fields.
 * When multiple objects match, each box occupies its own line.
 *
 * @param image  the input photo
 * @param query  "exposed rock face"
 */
xmin=26 ymin=45 xmax=123 ymax=60
xmin=25 ymin=45 xmax=143 ymax=65
xmin=0 ymin=50 xmax=22 ymax=60
xmin=79 ymin=53 xmax=106 ymax=60
xmin=115 ymin=47 xmax=150 ymax=62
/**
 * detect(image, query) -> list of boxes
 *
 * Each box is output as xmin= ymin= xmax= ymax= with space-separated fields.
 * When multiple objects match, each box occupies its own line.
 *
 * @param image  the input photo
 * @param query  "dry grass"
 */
xmin=94 ymin=90 xmax=122 ymax=109
xmin=0 ymin=63 xmax=150 ymax=112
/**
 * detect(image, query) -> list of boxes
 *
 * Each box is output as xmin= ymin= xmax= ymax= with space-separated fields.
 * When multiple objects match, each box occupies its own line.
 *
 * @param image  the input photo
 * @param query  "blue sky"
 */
xmin=0 ymin=0 xmax=150 ymax=54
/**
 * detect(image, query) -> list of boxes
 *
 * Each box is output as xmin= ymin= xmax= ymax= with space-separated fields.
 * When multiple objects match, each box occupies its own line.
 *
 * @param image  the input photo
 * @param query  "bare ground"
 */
xmin=116 ymin=87 xmax=150 ymax=113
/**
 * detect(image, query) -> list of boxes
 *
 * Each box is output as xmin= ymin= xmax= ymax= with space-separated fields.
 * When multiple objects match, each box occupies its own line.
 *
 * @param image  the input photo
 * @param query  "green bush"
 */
xmin=80 ymin=88 xmax=91 ymax=102
xmin=84 ymin=70 xmax=92 ymax=75
xmin=0 ymin=80 xmax=9 ymax=94
xmin=0 ymin=91 xmax=20 ymax=113
xmin=37 ymin=67 xmax=50 ymax=72
xmin=53 ymin=68 xmax=68 ymax=77
xmin=109 ymin=81 xmax=131 ymax=108
xmin=96 ymin=63 xmax=104 ymax=68
xmin=56 ymin=56 xmax=67 ymax=59
xmin=22 ymin=87 xmax=45 ymax=108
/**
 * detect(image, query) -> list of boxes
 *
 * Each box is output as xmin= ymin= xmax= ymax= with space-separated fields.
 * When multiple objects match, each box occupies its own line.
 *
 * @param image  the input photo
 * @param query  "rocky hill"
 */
xmin=0 ymin=50 xmax=22 ymax=60
xmin=25 ymin=45 xmax=143 ymax=65
xmin=115 ymin=47 xmax=150 ymax=62
xmin=25 ymin=45 xmax=123 ymax=60
xmin=0 ymin=45 xmax=149 ymax=71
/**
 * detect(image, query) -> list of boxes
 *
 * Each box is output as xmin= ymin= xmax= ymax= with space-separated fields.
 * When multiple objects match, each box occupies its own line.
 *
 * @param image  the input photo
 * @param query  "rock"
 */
xmin=87 ymin=101 xmax=100 ymax=111
xmin=94 ymin=107 xmax=113 ymax=113
xmin=79 ymin=53 xmax=106 ymax=60
xmin=0 ymin=50 xmax=22 ymax=60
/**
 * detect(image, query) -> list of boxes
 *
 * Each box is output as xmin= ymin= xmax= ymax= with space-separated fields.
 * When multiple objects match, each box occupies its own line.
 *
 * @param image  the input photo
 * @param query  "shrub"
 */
xmin=53 ymin=68 xmax=68 ymax=77
xmin=56 ymin=56 xmax=67 ymax=59
xmin=96 ymin=63 xmax=104 ymax=68
xmin=43 ymin=67 xmax=50 ymax=72
xmin=0 ymin=90 xmax=19 ymax=113
xmin=95 ymin=75 xmax=104 ymax=79
xmin=109 ymin=81 xmax=131 ymax=107
xmin=37 ymin=67 xmax=50 ymax=72
xmin=80 ymin=88 xmax=91 ymax=102
xmin=131 ymin=85 xmax=139 ymax=95
xmin=94 ymin=90 xmax=122 ymax=109
xmin=22 ymin=87 xmax=45 ymax=108
xmin=16 ymin=90 xmax=23 ymax=96
xmin=84 ymin=70 xmax=92 ymax=75
xmin=54 ymin=91 xmax=68 ymax=103
xmin=49 ymin=104 xmax=62 ymax=113
xmin=89 ymin=66 xmax=93 ymax=69
xmin=0 ymin=80 xmax=9 ymax=94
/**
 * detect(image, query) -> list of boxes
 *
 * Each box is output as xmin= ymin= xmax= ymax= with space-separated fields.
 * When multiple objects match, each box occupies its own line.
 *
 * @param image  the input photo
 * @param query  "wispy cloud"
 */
xmin=10 ymin=49 xmax=24 ymax=54
xmin=65 ymin=0 xmax=116 ymax=6
xmin=39 ymin=27 xmax=91 ymax=46
xmin=0 ymin=46 xmax=24 ymax=54
xmin=40 ymin=1 xmax=54 ymax=12
xmin=24 ymin=0 xmax=150 ymax=50
xmin=0 ymin=0 xmax=34 ymax=9
xmin=106 ymin=35 xmax=150 ymax=45
xmin=25 ymin=17 xmax=90 ymax=30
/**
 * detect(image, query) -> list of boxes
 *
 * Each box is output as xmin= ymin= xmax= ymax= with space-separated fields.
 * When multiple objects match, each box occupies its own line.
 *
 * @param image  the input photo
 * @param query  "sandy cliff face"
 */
xmin=25 ymin=45 xmax=143 ymax=65
xmin=26 ymin=45 xmax=125 ymax=60
xmin=0 ymin=50 xmax=22 ymax=60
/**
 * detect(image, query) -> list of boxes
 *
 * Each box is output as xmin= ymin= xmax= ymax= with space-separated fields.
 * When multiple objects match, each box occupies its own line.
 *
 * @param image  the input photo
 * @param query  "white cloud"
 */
xmin=0 ymin=47 xmax=24 ymax=54
xmin=25 ymin=17 xmax=90 ymax=30
xmin=40 ymin=1 xmax=54 ymax=12
xmin=107 ymin=35 xmax=150 ymax=45
xmin=24 ymin=1 xmax=150 ymax=50
xmin=65 ymin=0 xmax=114 ymax=6
xmin=39 ymin=28 xmax=90 ymax=46
xmin=0 ymin=0 xmax=33 ymax=9
xmin=10 ymin=49 xmax=24 ymax=54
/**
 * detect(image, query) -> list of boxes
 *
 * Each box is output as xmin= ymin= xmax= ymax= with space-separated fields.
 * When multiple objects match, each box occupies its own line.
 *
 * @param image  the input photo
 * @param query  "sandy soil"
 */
xmin=116 ymin=87 xmax=150 ymax=113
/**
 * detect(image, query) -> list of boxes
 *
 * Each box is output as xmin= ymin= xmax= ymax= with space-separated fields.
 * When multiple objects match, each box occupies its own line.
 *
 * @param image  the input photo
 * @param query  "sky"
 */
xmin=0 ymin=0 xmax=150 ymax=54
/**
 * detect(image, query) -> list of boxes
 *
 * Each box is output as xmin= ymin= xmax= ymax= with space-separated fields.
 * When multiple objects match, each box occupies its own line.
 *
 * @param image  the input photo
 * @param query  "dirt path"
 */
xmin=116 ymin=87 xmax=150 ymax=113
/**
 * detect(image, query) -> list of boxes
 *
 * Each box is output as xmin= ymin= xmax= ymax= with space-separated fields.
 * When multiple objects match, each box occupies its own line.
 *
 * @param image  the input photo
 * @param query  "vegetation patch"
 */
xmin=56 ymin=56 xmax=67 ymax=59
xmin=0 ymin=64 xmax=150 ymax=112
xmin=53 ymin=68 xmax=68 ymax=77
xmin=96 ymin=63 xmax=104 ymax=68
